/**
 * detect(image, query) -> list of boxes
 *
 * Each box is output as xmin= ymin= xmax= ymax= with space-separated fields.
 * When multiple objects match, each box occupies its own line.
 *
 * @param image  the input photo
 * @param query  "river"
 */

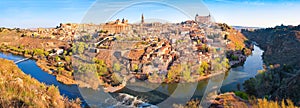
xmin=0 ymin=45 xmax=264 ymax=107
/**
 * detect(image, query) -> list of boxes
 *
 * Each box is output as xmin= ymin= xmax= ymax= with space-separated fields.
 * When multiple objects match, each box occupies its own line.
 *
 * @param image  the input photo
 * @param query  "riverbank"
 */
xmin=0 ymin=44 xmax=78 ymax=85
xmin=36 ymin=60 xmax=77 ymax=85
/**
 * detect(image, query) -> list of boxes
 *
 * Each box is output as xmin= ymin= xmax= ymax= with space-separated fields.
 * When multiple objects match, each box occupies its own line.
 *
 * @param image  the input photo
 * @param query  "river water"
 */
xmin=0 ymin=45 xmax=264 ymax=107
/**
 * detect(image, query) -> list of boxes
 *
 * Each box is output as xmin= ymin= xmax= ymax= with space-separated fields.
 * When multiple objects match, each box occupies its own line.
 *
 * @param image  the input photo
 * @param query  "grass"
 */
xmin=173 ymin=92 xmax=298 ymax=108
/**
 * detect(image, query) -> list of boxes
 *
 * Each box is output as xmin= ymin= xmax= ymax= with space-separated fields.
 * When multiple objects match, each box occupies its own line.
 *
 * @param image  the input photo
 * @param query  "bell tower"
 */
xmin=141 ymin=14 xmax=144 ymax=24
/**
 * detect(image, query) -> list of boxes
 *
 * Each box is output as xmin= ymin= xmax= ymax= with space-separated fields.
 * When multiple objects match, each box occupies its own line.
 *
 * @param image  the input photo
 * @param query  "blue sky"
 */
xmin=1 ymin=0 xmax=300 ymax=28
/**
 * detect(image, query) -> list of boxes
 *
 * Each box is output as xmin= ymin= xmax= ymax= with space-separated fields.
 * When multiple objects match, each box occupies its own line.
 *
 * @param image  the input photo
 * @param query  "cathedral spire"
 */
xmin=141 ymin=14 xmax=144 ymax=24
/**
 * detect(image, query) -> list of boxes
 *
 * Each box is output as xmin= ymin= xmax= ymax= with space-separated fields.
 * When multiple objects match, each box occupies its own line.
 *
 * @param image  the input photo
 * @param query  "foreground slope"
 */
xmin=0 ymin=58 xmax=80 ymax=107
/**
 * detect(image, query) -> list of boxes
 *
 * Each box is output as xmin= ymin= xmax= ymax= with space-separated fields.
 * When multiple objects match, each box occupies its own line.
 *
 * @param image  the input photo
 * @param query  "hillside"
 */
xmin=218 ymin=23 xmax=249 ymax=50
xmin=0 ymin=58 xmax=80 ymax=107
xmin=242 ymin=25 xmax=300 ymax=106
xmin=242 ymin=25 xmax=300 ymax=67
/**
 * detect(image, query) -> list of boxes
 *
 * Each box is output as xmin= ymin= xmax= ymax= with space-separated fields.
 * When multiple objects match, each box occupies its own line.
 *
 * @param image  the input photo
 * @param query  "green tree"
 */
xmin=55 ymin=56 xmax=61 ymax=62
xmin=33 ymin=49 xmax=44 ymax=56
xmin=221 ymin=58 xmax=230 ymax=69
xmin=197 ymin=65 xmax=205 ymax=76
xmin=231 ymin=55 xmax=239 ymax=61
xmin=167 ymin=65 xmax=182 ymax=82
xmin=182 ymin=64 xmax=191 ymax=82
xmin=77 ymin=42 xmax=85 ymax=54
xmin=44 ymin=51 xmax=49 ymax=56
xmin=64 ymin=56 xmax=71 ymax=64
xmin=132 ymin=64 xmax=139 ymax=72
xmin=77 ymin=63 xmax=97 ymax=74
xmin=57 ymin=67 xmax=64 ymax=75
xmin=72 ymin=43 xmax=77 ymax=53
xmin=113 ymin=63 xmax=121 ymax=72
xmin=93 ymin=58 xmax=108 ymax=76
xmin=111 ymin=73 xmax=123 ymax=85
xmin=200 ymin=61 xmax=209 ymax=75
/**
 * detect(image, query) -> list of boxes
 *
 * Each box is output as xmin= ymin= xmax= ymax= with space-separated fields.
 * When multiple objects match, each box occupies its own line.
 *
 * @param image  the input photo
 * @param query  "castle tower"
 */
xmin=122 ymin=18 xmax=125 ymax=23
xmin=141 ymin=14 xmax=144 ymax=24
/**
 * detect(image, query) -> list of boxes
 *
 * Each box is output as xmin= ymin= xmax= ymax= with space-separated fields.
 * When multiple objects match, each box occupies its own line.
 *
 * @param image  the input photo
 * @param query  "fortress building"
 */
xmin=100 ymin=18 xmax=129 ymax=34
xmin=195 ymin=14 xmax=212 ymax=24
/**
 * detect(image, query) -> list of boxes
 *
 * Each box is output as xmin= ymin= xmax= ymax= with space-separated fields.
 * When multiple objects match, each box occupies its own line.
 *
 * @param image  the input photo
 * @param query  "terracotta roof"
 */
xmin=128 ymin=49 xmax=144 ymax=60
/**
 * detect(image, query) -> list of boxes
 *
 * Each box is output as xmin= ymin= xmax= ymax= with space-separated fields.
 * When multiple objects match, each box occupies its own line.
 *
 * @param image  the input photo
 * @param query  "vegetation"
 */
xmin=167 ymin=65 xmax=182 ymax=82
xmin=0 ymin=58 xmax=80 ymax=107
xmin=132 ymin=64 xmax=139 ymax=72
xmin=244 ymin=67 xmax=300 ymax=106
xmin=250 ymin=98 xmax=297 ymax=108
xmin=94 ymin=58 xmax=109 ymax=76
xmin=113 ymin=63 xmax=121 ymax=72
xmin=182 ymin=64 xmax=192 ymax=82
xmin=72 ymin=42 xmax=88 ymax=54
xmin=197 ymin=61 xmax=209 ymax=76
xmin=234 ymin=91 xmax=249 ymax=100
xmin=173 ymin=93 xmax=298 ymax=108
xmin=230 ymin=55 xmax=238 ymax=61
xmin=242 ymin=25 xmax=300 ymax=106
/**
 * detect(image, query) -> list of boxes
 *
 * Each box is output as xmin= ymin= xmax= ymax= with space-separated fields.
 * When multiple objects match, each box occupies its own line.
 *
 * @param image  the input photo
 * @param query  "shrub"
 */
xmin=234 ymin=91 xmax=249 ymax=100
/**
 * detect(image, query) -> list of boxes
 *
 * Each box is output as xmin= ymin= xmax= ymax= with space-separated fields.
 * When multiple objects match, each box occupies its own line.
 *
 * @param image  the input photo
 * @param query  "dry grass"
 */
xmin=0 ymin=58 xmax=80 ymax=108
xmin=173 ymin=92 xmax=298 ymax=108
xmin=0 ymin=31 xmax=67 ymax=51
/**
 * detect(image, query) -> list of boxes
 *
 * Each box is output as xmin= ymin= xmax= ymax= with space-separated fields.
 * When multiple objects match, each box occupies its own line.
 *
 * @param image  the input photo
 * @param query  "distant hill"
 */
xmin=232 ymin=26 xmax=262 ymax=31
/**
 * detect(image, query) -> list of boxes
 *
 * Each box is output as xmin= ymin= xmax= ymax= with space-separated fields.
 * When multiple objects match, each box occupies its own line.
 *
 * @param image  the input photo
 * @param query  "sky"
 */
xmin=1 ymin=0 xmax=300 ymax=28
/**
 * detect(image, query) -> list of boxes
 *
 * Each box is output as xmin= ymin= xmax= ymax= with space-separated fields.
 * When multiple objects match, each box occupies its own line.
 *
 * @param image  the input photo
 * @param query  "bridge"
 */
xmin=94 ymin=36 xmax=116 ymax=46
xmin=14 ymin=58 xmax=30 ymax=64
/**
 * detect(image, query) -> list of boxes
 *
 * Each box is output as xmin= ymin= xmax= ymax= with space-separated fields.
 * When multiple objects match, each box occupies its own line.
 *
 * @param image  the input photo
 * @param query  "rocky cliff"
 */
xmin=242 ymin=25 xmax=300 ymax=106
xmin=242 ymin=25 xmax=300 ymax=68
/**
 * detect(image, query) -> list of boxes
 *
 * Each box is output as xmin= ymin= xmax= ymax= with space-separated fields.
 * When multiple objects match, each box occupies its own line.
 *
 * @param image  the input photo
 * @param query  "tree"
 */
xmin=132 ymin=64 xmax=139 ymax=72
xmin=33 ymin=49 xmax=44 ymax=56
xmin=72 ymin=44 xmax=77 ymax=53
xmin=221 ymin=58 xmax=230 ymax=69
xmin=182 ymin=64 xmax=191 ymax=82
xmin=231 ymin=55 xmax=239 ymax=61
xmin=77 ymin=63 xmax=97 ymax=74
xmin=111 ymin=73 xmax=123 ymax=86
xmin=63 ymin=50 xmax=68 ymax=56
xmin=44 ymin=51 xmax=49 ymax=56
xmin=77 ymin=42 xmax=85 ymax=54
xmin=197 ymin=65 xmax=205 ymax=76
xmin=200 ymin=61 xmax=209 ymax=75
xmin=167 ymin=65 xmax=182 ymax=82
xmin=55 ymin=56 xmax=61 ymax=62
xmin=57 ymin=67 xmax=64 ymax=75
xmin=243 ymin=78 xmax=258 ymax=96
xmin=113 ymin=63 xmax=121 ymax=72
xmin=64 ymin=56 xmax=71 ymax=64
xmin=93 ymin=59 xmax=108 ymax=76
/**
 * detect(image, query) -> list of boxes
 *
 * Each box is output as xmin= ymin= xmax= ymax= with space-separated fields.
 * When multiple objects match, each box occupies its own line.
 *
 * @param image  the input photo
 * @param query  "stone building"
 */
xmin=195 ymin=14 xmax=212 ymax=24
xmin=100 ymin=19 xmax=129 ymax=34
